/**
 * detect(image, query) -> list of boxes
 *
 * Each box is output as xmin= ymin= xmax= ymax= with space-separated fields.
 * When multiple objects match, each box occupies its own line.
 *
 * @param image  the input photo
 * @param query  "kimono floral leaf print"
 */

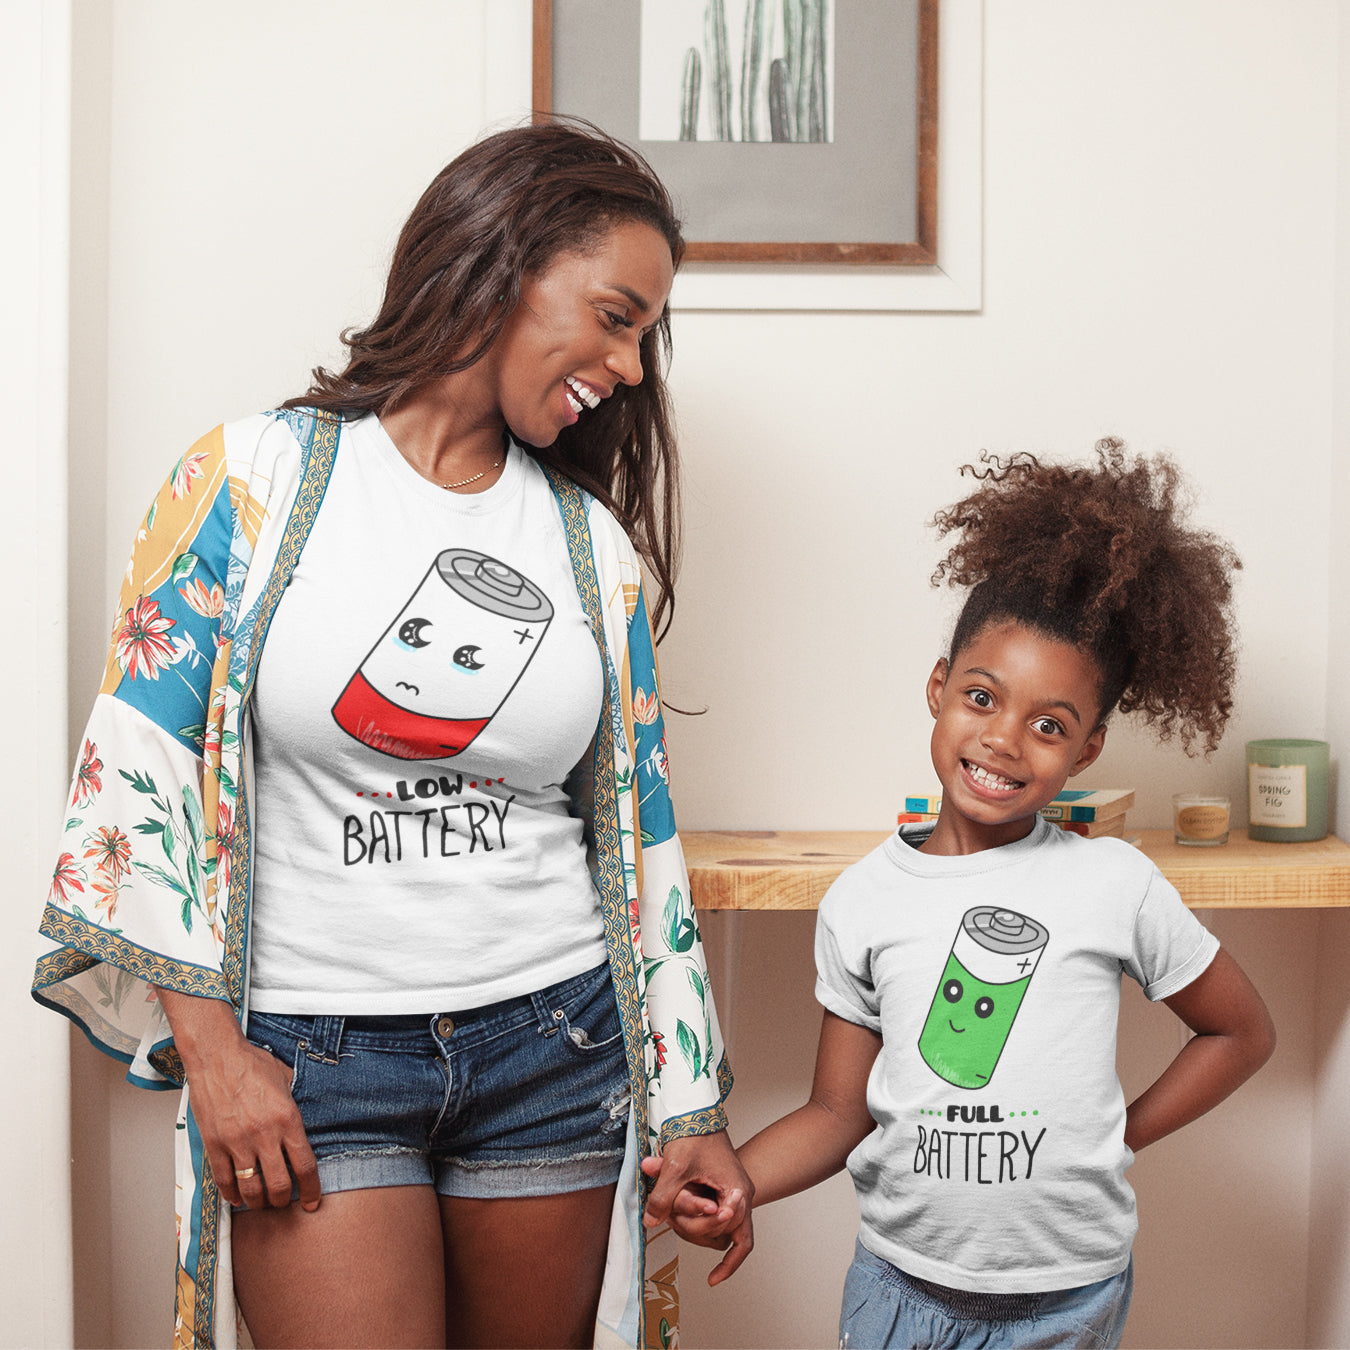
xmin=642 ymin=1253 xmax=680 ymax=1350
xmin=34 ymin=415 xmax=731 ymax=1350
xmin=73 ymin=738 xmax=103 ymax=807
xmin=50 ymin=852 xmax=86 ymax=907
xmin=115 ymin=596 xmax=179 ymax=680
xmin=34 ymin=414 xmax=328 ymax=1347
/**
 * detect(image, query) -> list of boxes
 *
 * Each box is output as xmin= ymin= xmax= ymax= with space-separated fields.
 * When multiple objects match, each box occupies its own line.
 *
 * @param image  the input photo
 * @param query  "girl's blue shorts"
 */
xmin=242 ymin=959 xmax=630 ymax=1201
xmin=840 ymin=1239 xmax=1133 ymax=1349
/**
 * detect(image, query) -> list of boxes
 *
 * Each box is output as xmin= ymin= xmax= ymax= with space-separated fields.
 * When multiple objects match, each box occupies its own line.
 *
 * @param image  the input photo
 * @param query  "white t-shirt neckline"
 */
xmin=364 ymin=414 xmax=527 ymax=513
xmin=886 ymin=815 xmax=1056 ymax=877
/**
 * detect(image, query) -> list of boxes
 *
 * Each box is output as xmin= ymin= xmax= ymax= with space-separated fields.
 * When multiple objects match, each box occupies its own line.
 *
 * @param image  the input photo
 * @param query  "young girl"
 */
xmin=643 ymin=440 xmax=1276 ymax=1348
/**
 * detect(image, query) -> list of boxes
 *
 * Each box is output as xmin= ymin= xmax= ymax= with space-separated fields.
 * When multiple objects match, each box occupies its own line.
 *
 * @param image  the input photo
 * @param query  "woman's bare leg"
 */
xmin=439 ymin=1183 xmax=617 ymax=1349
xmin=233 ymin=1186 xmax=446 ymax=1349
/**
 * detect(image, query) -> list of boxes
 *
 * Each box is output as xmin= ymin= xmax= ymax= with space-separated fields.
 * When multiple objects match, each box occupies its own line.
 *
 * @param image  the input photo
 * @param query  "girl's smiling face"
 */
xmin=485 ymin=219 xmax=674 ymax=449
xmin=921 ymin=621 xmax=1107 ymax=855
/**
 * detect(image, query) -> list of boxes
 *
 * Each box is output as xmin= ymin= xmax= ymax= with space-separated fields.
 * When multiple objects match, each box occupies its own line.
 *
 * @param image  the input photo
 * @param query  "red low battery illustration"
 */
xmin=332 ymin=549 xmax=553 ymax=761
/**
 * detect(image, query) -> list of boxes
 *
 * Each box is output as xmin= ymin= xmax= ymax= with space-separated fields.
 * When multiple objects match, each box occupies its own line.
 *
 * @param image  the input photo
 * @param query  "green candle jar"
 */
xmin=1246 ymin=739 xmax=1330 ymax=843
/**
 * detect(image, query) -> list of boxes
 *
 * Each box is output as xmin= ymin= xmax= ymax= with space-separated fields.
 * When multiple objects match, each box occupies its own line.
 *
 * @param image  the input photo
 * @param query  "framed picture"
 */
xmin=533 ymin=0 xmax=938 ymax=265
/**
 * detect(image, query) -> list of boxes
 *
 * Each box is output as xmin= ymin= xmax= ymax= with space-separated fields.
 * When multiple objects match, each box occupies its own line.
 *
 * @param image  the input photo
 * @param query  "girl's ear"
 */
xmin=1069 ymin=725 xmax=1108 ymax=776
xmin=925 ymin=659 xmax=950 ymax=719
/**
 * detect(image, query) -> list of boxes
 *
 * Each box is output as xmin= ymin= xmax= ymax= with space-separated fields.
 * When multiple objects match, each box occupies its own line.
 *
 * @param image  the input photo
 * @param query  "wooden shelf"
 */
xmin=684 ymin=828 xmax=1350 ymax=911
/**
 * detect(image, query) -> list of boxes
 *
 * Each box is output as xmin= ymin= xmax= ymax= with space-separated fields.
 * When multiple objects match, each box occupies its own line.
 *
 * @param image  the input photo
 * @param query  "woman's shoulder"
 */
xmin=206 ymin=407 xmax=347 ymax=492
xmin=583 ymin=493 xmax=636 ymax=555
xmin=205 ymin=408 xmax=311 ymax=468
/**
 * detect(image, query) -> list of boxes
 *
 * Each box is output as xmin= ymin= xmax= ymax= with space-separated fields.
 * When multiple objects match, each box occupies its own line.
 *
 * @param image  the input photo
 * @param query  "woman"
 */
xmin=34 ymin=120 xmax=748 ymax=1350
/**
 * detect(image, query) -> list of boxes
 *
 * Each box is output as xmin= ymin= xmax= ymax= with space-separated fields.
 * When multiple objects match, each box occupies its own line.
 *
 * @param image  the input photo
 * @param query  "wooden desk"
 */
xmin=684 ymin=829 xmax=1350 ymax=911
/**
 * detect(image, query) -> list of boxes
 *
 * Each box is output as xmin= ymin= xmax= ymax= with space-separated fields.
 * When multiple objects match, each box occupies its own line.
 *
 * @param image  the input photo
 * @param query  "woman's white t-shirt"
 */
xmin=247 ymin=415 xmax=606 ymax=1014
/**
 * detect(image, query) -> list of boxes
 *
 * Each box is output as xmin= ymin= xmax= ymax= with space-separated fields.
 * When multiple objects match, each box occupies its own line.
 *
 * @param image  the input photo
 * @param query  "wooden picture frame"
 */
xmin=533 ymin=0 xmax=938 ymax=266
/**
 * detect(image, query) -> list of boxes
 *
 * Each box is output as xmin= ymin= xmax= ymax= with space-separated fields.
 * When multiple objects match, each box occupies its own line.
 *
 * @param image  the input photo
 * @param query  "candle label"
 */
xmin=1176 ymin=804 xmax=1229 ymax=840
xmin=1248 ymin=764 xmax=1308 ymax=828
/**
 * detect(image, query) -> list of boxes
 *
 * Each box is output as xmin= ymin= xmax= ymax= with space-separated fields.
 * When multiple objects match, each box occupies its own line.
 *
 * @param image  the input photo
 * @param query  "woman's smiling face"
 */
xmin=922 ymin=620 xmax=1107 ymax=855
xmin=485 ymin=219 xmax=675 ymax=449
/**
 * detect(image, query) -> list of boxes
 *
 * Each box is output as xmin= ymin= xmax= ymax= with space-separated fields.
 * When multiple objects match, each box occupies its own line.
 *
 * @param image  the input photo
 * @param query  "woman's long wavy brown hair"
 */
xmin=931 ymin=439 xmax=1242 ymax=755
xmin=284 ymin=119 xmax=686 ymax=638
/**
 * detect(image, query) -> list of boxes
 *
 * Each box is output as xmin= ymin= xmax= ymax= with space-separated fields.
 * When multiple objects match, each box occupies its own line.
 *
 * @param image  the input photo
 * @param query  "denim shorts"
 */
xmin=242 ymin=960 xmax=630 ymax=1200
xmin=839 ymin=1240 xmax=1133 ymax=1349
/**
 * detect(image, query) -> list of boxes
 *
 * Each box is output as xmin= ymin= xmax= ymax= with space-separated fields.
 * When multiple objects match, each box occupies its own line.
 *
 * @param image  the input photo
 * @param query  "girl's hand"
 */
xmin=640 ymin=1153 xmax=748 ymax=1240
xmin=642 ymin=1131 xmax=754 ymax=1284
xmin=157 ymin=989 xmax=322 ymax=1212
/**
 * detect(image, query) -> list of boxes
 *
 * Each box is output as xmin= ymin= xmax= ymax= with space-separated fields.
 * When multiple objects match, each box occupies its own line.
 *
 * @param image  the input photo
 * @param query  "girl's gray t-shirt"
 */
xmin=815 ymin=815 xmax=1217 ymax=1293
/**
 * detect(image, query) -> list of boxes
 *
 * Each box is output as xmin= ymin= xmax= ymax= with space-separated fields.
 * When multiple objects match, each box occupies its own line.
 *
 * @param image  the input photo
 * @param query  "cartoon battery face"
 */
xmin=332 ymin=549 xmax=553 ymax=761
xmin=917 ymin=907 xmax=1049 ymax=1089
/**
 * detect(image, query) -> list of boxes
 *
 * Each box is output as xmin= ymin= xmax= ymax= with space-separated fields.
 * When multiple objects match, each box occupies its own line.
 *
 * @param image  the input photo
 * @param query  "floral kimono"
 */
xmin=34 ymin=410 xmax=730 ymax=1349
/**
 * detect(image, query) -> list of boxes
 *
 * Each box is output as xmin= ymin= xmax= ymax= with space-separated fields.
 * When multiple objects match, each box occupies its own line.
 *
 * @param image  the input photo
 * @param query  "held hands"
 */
xmin=640 ymin=1131 xmax=754 ymax=1285
xmin=157 ymin=989 xmax=321 ymax=1212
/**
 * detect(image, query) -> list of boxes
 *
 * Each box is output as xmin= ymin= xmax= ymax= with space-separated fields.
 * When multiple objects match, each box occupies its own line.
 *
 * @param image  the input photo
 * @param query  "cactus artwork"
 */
xmin=642 ymin=0 xmax=832 ymax=143
xmin=680 ymin=47 xmax=702 ymax=140
xmin=705 ymin=0 xmax=731 ymax=140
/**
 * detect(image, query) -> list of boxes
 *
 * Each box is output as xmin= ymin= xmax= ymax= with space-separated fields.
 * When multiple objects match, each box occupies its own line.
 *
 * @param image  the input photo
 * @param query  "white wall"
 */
xmin=663 ymin=3 xmax=1338 ymax=836
xmin=1308 ymin=4 xmax=1350 ymax=1347
xmin=1 ymin=3 xmax=75 ymax=1347
xmin=17 ymin=0 xmax=1350 ymax=1345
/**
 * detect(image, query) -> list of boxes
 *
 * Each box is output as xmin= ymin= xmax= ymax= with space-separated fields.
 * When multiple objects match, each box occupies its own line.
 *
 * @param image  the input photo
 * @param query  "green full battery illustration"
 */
xmin=918 ymin=907 xmax=1049 ymax=1089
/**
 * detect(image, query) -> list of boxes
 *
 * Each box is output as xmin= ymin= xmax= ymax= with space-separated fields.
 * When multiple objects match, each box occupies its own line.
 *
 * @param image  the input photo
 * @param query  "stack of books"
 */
xmin=899 ymin=788 xmax=1135 ymax=839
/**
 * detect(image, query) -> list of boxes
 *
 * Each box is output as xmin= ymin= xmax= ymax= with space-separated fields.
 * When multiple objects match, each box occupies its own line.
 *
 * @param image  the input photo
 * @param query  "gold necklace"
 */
xmin=440 ymin=457 xmax=503 ymax=490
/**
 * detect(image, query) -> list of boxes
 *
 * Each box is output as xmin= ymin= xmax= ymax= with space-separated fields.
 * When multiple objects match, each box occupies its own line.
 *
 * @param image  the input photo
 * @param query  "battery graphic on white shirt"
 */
xmin=332 ymin=549 xmax=553 ymax=761
xmin=917 ymin=907 xmax=1049 ymax=1090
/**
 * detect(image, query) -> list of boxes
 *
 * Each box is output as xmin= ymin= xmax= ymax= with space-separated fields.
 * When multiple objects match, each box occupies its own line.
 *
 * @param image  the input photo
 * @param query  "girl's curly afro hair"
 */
xmin=931 ymin=438 xmax=1241 ymax=755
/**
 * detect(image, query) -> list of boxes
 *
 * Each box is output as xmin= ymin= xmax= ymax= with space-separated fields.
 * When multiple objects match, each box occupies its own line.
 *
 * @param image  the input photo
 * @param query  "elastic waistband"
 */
xmin=899 ymin=1268 xmax=1044 ymax=1323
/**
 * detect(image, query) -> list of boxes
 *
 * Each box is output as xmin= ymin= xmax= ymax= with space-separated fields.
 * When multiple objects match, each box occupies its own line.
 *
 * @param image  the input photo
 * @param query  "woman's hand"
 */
xmin=642 ymin=1130 xmax=754 ymax=1285
xmin=157 ymin=989 xmax=321 ymax=1211
xmin=640 ymin=1153 xmax=747 ymax=1253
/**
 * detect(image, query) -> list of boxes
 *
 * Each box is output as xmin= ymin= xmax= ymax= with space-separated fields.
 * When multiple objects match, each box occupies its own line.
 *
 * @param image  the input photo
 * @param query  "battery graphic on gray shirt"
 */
xmin=917 ymin=907 xmax=1049 ymax=1089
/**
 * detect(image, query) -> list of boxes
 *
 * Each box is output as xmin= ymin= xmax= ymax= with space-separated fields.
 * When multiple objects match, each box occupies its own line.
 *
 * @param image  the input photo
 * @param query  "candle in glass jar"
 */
xmin=1172 ymin=794 xmax=1230 ymax=847
xmin=1246 ymin=739 xmax=1329 ymax=843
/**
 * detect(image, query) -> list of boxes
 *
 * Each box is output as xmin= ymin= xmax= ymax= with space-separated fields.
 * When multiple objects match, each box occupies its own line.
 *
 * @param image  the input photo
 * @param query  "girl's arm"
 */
xmin=739 ymin=1010 xmax=882 ymax=1206
xmin=644 ymin=1009 xmax=881 ymax=1285
xmin=1124 ymin=947 xmax=1275 ymax=1153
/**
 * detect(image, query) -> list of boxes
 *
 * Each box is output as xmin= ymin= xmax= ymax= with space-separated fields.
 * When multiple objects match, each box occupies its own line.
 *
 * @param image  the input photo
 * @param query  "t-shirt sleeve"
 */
xmin=1125 ymin=865 xmax=1219 ymax=1001
xmin=814 ymin=888 xmax=883 ymax=1032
